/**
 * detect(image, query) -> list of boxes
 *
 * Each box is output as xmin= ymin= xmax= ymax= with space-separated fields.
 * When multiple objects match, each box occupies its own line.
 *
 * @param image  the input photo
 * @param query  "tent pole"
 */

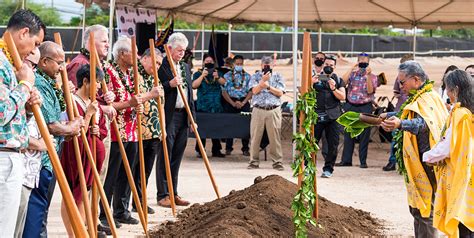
xmin=412 ymin=26 xmax=417 ymax=59
xmin=292 ymin=0 xmax=298 ymax=159
xmin=318 ymin=26 xmax=322 ymax=51
xmin=81 ymin=0 xmax=87 ymax=48
xmin=228 ymin=23 xmax=232 ymax=57
xmin=108 ymin=0 xmax=115 ymax=60
xmin=21 ymin=0 xmax=25 ymax=9
xmin=201 ymin=22 xmax=205 ymax=60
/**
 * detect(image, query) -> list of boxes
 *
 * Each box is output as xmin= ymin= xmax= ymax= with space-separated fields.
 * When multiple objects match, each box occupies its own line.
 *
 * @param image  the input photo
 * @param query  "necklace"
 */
xmin=0 ymin=39 xmax=14 ymax=66
xmin=37 ymin=69 xmax=66 ymax=112
xmin=231 ymin=69 xmax=245 ymax=89
xmin=110 ymin=60 xmax=134 ymax=94
xmin=178 ymin=61 xmax=187 ymax=88
xmin=393 ymin=80 xmax=434 ymax=182
xmin=137 ymin=60 xmax=153 ymax=90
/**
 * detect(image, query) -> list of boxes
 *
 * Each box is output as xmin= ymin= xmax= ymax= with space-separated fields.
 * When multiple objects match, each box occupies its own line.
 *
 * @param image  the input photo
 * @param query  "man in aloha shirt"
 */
xmin=132 ymin=48 xmax=164 ymax=214
xmin=222 ymin=55 xmax=253 ymax=156
xmin=23 ymin=41 xmax=84 ymax=237
xmin=0 ymin=9 xmax=44 ymax=236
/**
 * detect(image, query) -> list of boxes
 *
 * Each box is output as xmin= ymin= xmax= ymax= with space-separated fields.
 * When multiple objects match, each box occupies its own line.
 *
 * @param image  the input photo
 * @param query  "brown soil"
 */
xmin=150 ymin=175 xmax=384 ymax=237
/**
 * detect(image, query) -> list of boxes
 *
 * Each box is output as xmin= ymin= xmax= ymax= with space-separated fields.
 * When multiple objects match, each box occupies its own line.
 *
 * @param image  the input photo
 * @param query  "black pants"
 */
xmin=223 ymin=98 xmax=250 ymax=152
xmin=100 ymin=142 xmax=138 ymax=220
xmin=459 ymin=223 xmax=474 ymax=238
xmin=155 ymin=111 xmax=188 ymax=200
xmin=314 ymin=119 xmax=341 ymax=173
xmin=195 ymin=138 xmax=222 ymax=155
xmin=341 ymin=102 xmax=372 ymax=165
xmin=133 ymin=138 xmax=159 ymax=206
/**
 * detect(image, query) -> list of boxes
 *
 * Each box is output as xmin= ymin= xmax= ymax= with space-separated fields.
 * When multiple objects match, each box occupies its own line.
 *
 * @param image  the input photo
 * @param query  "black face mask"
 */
xmin=204 ymin=63 xmax=214 ymax=69
xmin=323 ymin=66 xmax=333 ymax=75
xmin=358 ymin=62 xmax=369 ymax=69
xmin=314 ymin=59 xmax=324 ymax=67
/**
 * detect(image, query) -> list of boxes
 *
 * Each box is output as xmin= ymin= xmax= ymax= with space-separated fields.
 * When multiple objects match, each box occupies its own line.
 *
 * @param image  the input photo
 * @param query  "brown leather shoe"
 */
xmin=157 ymin=196 xmax=171 ymax=208
xmin=174 ymin=196 xmax=190 ymax=206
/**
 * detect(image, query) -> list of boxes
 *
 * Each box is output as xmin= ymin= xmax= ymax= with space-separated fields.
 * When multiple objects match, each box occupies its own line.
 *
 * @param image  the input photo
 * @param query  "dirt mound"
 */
xmin=150 ymin=175 xmax=384 ymax=237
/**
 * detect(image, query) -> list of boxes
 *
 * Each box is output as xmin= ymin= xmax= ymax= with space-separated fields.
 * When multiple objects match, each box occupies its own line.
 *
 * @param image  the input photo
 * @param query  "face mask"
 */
xmin=314 ymin=59 xmax=324 ymax=67
xmin=204 ymin=63 xmax=214 ymax=69
xmin=358 ymin=62 xmax=369 ymax=69
xmin=323 ymin=66 xmax=333 ymax=75
xmin=234 ymin=66 xmax=243 ymax=72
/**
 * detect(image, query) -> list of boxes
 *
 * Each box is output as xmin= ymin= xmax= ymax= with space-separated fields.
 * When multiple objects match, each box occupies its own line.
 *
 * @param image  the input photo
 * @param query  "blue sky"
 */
xmin=31 ymin=0 xmax=84 ymax=21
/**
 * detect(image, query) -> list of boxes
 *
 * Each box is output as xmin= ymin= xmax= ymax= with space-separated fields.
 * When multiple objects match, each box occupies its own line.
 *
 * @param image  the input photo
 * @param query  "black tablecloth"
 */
xmin=190 ymin=112 xmax=269 ymax=148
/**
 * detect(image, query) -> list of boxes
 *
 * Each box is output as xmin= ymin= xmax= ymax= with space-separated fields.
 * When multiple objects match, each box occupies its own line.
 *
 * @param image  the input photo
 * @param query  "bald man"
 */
xmin=23 ymin=41 xmax=84 ymax=237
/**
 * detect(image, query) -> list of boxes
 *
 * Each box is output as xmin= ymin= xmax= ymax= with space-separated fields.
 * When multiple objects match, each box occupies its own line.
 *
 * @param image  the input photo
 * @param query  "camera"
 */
xmin=262 ymin=65 xmax=272 ymax=74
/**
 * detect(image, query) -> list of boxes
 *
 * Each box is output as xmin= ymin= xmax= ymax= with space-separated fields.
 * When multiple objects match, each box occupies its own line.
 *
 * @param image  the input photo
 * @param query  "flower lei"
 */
xmin=393 ymin=80 xmax=434 ymax=182
xmin=37 ymin=69 xmax=67 ymax=112
xmin=110 ymin=60 xmax=134 ymax=94
xmin=0 ymin=39 xmax=14 ymax=66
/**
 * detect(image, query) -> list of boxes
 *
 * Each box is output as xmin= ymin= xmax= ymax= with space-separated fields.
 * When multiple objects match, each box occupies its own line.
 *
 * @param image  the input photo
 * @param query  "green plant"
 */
xmin=336 ymin=111 xmax=372 ymax=138
xmin=291 ymin=89 xmax=319 ymax=238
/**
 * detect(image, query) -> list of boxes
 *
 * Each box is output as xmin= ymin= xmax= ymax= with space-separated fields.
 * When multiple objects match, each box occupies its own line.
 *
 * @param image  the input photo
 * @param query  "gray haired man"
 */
xmin=247 ymin=56 xmax=286 ymax=170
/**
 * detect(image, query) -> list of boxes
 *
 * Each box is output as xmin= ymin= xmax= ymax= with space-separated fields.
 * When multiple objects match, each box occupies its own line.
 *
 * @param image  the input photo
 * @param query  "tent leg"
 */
xmin=108 ymin=0 xmax=116 ymax=60
xmin=81 ymin=0 xmax=87 ymax=48
xmin=412 ymin=26 xmax=417 ymax=59
xmin=318 ymin=26 xmax=322 ymax=51
xmin=201 ymin=22 xmax=205 ymax=60
xmin=292 ymin=0 xmax=299 ymax=159
xmin=228 ymin=23 xmax=232 ymax=57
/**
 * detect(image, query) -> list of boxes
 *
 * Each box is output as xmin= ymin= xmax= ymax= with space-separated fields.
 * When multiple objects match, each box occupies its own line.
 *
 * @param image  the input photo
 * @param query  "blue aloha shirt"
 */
xmin=193 ymin=71 xmax=224 ymax=113
xmin=35 ymin=72 xmax=64 ymax=172
xmin=248 ymin=71 xmax=286 ymax=107
xmin=222 ymin=69 xmax=251 ymax=99
xmin=0 ymin=50 xmax=30 ymax=149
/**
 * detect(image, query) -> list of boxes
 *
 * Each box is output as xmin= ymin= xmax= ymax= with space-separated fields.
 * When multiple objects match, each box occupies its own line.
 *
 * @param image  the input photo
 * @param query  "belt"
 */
xmin=0 ymin=147 xmax=20 ymax=153
xmin=254 ymin=105 xmax=279 ymax=111
xmin=174 ymin=108 xmax=186 ymax=112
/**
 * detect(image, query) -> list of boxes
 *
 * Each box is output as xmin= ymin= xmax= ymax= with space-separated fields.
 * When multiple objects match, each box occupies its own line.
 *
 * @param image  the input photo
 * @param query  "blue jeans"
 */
xmin=388 ymin=131 xmax=396 ymax=163
xmin=23 ymin=167 xmax=53 ymax=238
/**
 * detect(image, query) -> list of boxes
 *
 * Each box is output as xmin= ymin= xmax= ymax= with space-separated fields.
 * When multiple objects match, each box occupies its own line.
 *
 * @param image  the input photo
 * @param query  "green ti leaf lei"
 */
xmin=291 ymin=89 xmax=319 ymax=238
xmin=37 ymin=69 xmax=66 ymax=112
xmin=79 ymin=48 xmax=90 ymax=59
xmin=393 ymin=80 xmax=434 ymax=182
xmin=137 ymin=60 xmax=153 ymax=90
xmin=178 ymin=61 xmax=188 ymax=88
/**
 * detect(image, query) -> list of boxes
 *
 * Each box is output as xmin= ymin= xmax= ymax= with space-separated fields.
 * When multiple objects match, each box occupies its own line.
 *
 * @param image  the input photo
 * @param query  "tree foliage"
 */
xmin=0 ymin=0 xmax=62 ymax=26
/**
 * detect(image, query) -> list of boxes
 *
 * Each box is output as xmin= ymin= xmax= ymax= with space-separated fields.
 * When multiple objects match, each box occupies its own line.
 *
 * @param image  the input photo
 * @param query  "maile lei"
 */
xmin=37 ymin=69 xmax=67 ymax=112
xmin=110 ymin=60 xmax=134 ymax=94
xmin=393 ymin=80 xmax=434 ymax=182
xmin=178 ymin=61 xmax=188 ymax=88
xmin=137 ymin=60 xmax=153 ymax=90
xmin=80 ymin=48 xmax=90 ymax=59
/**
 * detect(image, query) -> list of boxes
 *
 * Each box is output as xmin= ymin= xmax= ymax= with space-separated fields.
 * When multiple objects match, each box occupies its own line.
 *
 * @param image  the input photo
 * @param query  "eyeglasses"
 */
xmin=44 ymin=57 xmax=65 ymax=67
xmin=315 ymin=57 xmax=325 ymax=61
xmin=399 ymin=76 xmax=414 ymax=86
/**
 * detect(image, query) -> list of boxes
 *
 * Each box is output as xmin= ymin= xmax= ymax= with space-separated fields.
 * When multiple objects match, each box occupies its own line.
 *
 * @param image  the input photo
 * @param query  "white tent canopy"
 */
xmin=92 ymin=0 xmax=474 ymax=29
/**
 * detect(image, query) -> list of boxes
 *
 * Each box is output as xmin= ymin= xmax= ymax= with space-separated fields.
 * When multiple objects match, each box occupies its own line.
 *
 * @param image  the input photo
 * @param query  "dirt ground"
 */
xmin=45 ymin=56 xmax=474 ymax=237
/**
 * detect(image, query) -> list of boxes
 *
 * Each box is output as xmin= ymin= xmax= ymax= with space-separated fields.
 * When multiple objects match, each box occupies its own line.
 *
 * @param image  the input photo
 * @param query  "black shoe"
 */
xmin=97 ymin=223 xmax=112 ymax=235
xmin=114 ymin=215 xmax=139 ymax=225
xmin=360 ymin=163 xmax=368 ymax=169
xmin=212 ymin=152 xmax=226 ymax=158
xmin=383 ymin=162 xmax=396 ymax=171
xmin=132 ymin=206 xmax=155 ymax=214
xmin=97 ymin=231 xmax=108 ymax=238
xmin=242 ymin=151 xmax=250 ymax=156
xmin=100 ymin=219 xmax=122 ymax=229
xmin=225 ymin=150 xmax=232 ymax=155
xmin=335 ymin=162 xmax=352 ymax=167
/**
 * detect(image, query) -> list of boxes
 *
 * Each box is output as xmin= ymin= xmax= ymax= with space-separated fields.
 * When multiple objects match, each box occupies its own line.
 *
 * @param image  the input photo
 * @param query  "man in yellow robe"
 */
xmin=381 ymin=61 xmax=448 ymax=238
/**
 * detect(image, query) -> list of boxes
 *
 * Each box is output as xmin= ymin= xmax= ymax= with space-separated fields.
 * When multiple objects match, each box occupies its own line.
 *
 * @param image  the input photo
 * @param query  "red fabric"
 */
xmin=105 ymin=65 xmax=137 ymax=142
xmin=60 ymin=99 xmax=106 ymax=203
xmin=67 ymin=54 xmax=89 ymax=87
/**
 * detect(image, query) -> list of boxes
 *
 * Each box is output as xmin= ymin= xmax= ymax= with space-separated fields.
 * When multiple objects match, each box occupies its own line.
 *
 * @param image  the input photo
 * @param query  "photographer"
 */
xmin=312 ymin=55 xmax=345 ymax=178
xmin=192 ymin=54 xmax=226 ymax=158
xmin=338 ymin=52 xmax=378 ymax=168
xmin=247 ymin=56 xmax=285 ymax=170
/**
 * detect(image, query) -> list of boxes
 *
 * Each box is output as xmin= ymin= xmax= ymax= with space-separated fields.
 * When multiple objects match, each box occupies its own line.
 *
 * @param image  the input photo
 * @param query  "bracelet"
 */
xmin=19 ymin=80 xmax=33 ymax=92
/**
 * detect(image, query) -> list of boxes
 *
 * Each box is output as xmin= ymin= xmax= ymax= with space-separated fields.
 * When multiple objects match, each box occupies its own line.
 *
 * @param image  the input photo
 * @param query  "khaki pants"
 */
xmin=249 ymin=107 xmax=283 ymax=166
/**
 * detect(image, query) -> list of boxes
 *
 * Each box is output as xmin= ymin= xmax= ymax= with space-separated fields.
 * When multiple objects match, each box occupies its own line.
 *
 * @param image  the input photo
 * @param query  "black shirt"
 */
xmin=313 ymin=73 xmax=345 ymax=112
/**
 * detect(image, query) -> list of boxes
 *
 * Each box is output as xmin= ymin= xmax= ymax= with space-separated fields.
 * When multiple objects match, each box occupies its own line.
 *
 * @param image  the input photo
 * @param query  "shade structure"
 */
xmin=91 ymin=0 xmax=474 ymax=29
